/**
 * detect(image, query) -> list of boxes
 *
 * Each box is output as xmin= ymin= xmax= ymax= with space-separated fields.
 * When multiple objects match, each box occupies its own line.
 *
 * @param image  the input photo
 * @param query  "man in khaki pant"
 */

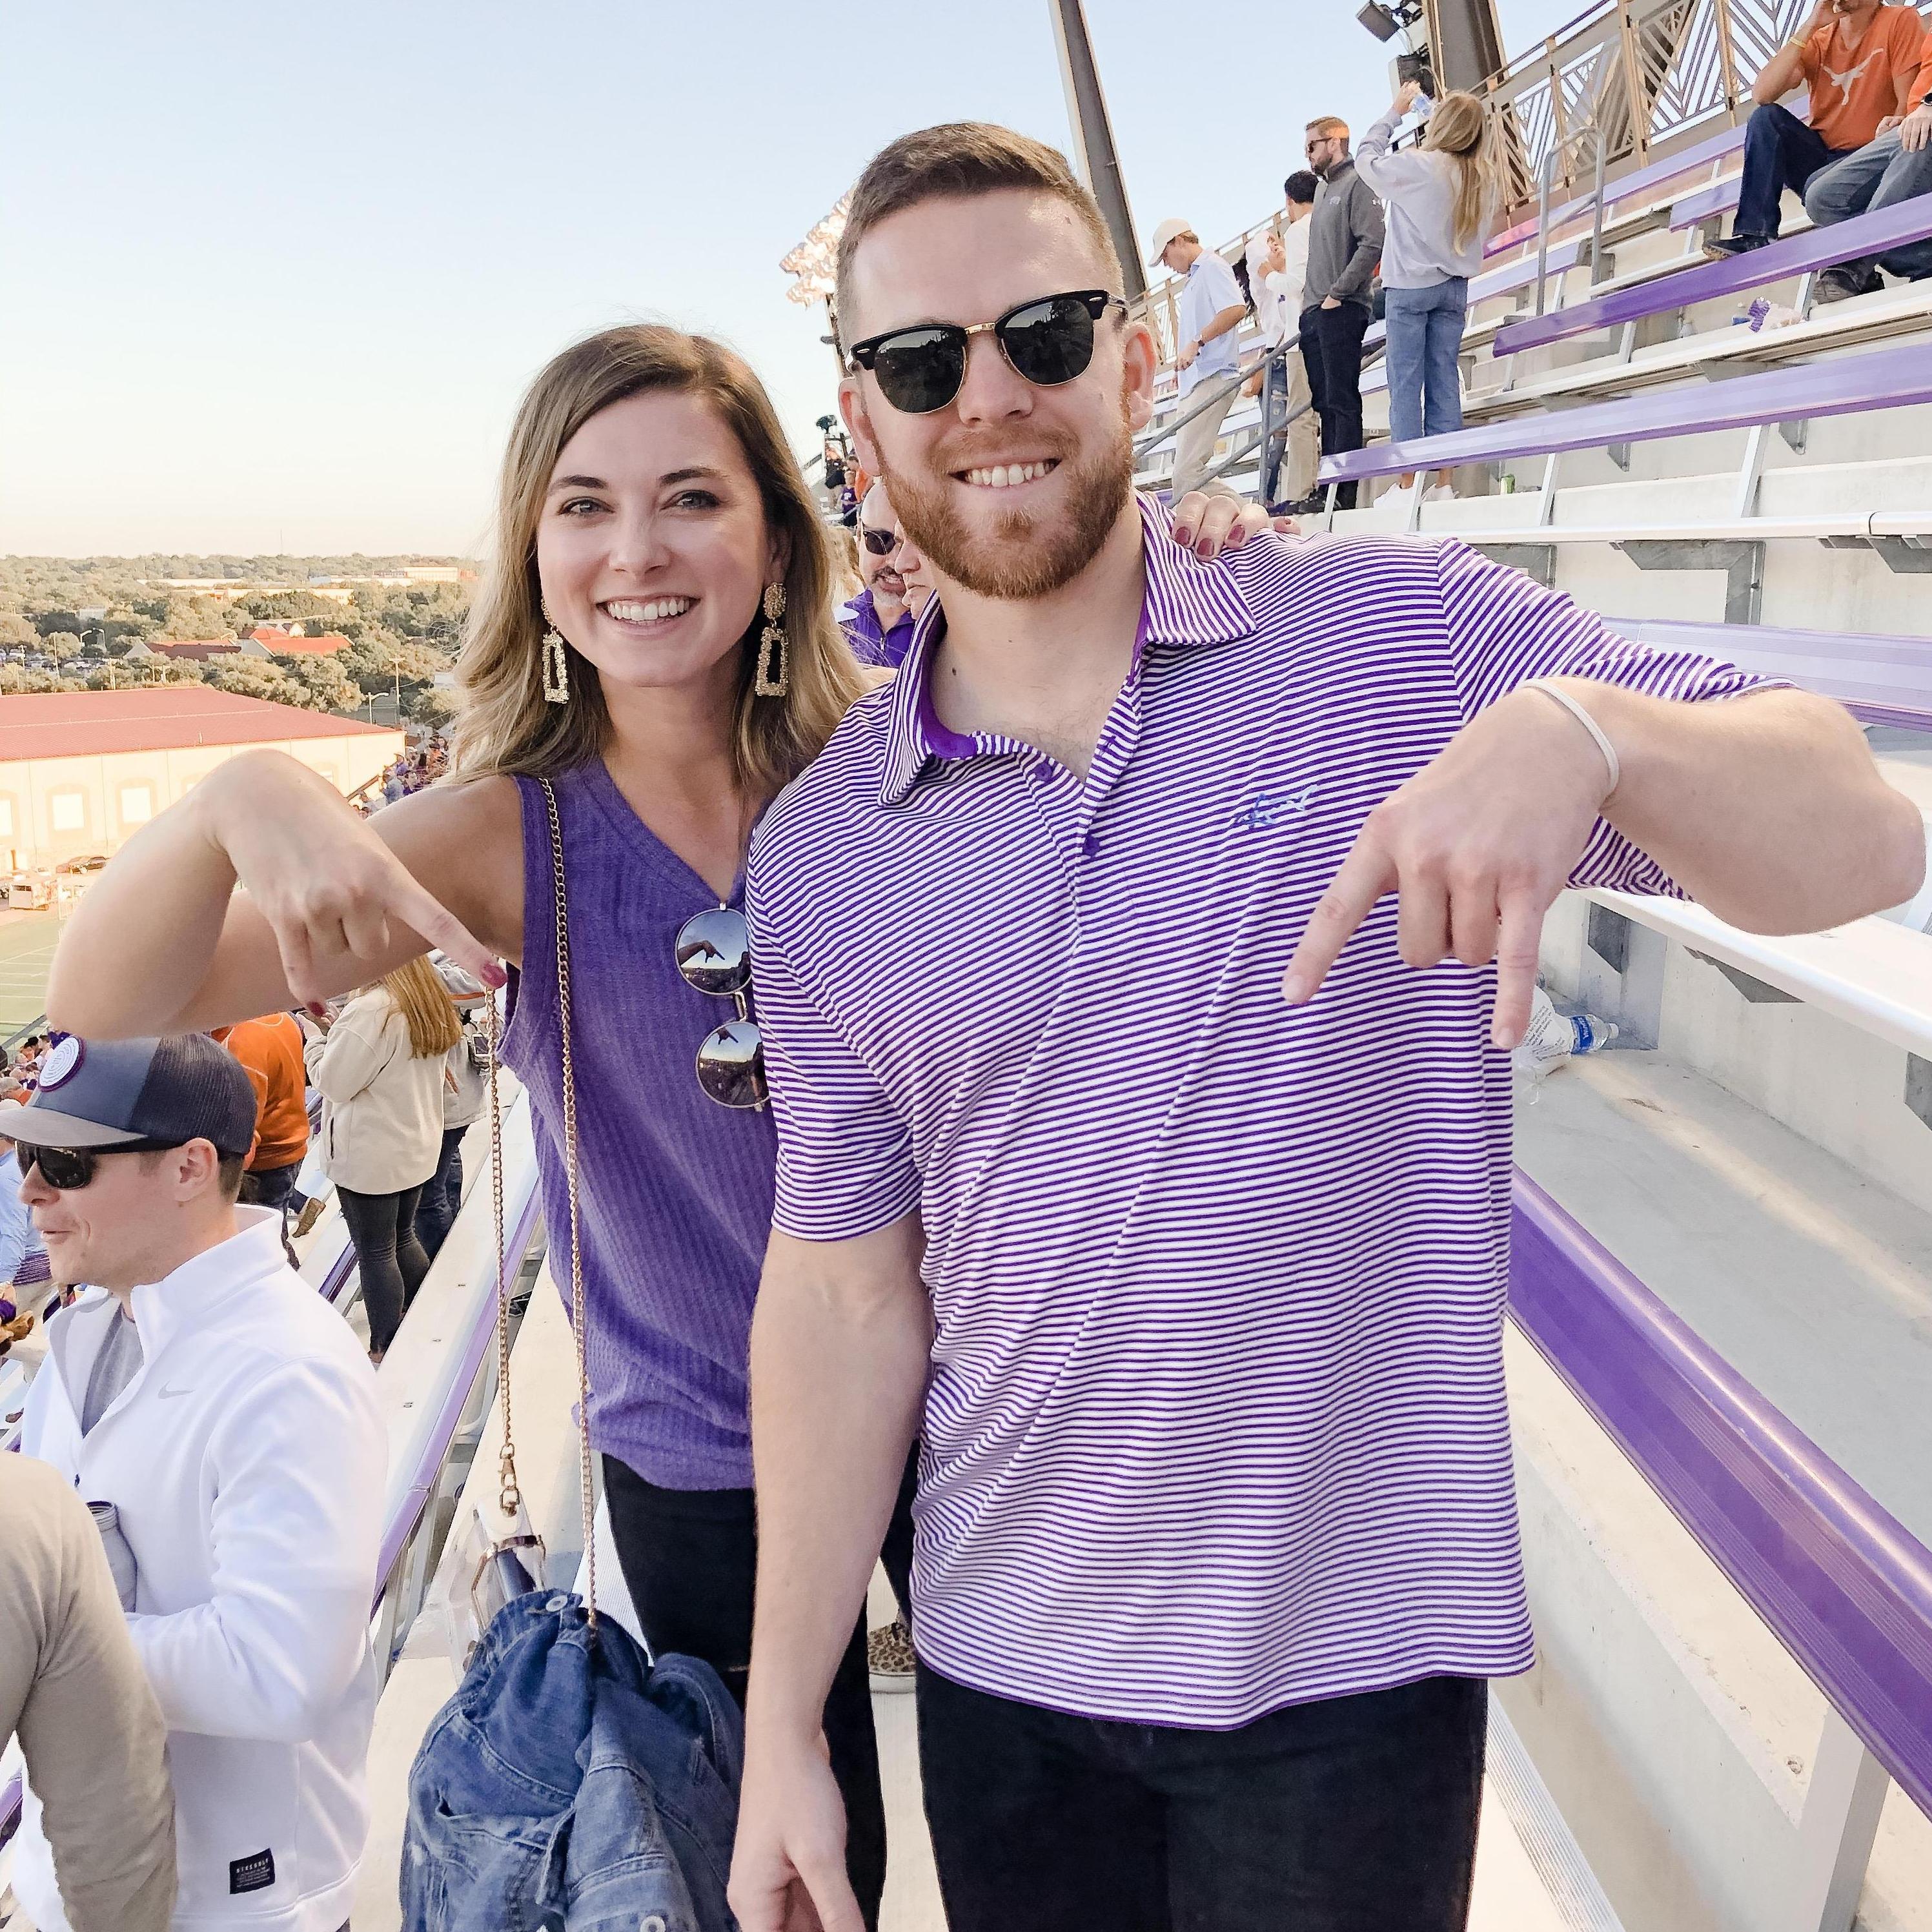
xmin=1148 ymin=218 xmax=1248 ymax=500
xmin=1 ymin=1455 xmax=174 ymax=1931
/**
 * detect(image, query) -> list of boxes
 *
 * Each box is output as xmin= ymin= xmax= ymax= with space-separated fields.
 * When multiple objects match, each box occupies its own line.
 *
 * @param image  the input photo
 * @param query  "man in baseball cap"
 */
xmin=7 ymin=1031 xmax=385 ymax=1932
xmin=1144 ymin=217 xmax=1248 ymax=498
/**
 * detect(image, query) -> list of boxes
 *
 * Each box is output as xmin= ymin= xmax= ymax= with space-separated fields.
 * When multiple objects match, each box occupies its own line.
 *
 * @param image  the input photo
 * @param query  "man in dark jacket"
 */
xmin=1299 ymin=114 xmax=1385 ymax=509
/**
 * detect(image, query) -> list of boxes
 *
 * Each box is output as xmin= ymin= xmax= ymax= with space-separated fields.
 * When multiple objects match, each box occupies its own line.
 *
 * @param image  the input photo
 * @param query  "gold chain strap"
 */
xmin=486 ymin=991 xmax=520 ymax=1518
xmin=539 ymin=777 xmax=597 ymax=1631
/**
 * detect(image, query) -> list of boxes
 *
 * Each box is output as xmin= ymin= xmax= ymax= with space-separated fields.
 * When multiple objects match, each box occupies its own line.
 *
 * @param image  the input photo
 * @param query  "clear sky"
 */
xmin=3 ymin=0 xmax=1578 ymax=556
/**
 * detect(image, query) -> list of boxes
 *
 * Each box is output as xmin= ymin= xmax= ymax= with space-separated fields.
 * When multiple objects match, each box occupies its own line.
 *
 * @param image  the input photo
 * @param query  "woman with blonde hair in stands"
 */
xmin=46 ymin=317 xmax=1265 ymax=1926
xmin=313 ymin=951 xmax=461 ymax=1358
xmin=1356 ymin=77 xmax=1505 ymax=499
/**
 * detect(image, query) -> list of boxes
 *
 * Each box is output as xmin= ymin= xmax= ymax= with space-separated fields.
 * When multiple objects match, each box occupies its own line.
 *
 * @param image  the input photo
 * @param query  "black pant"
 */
xmin=1299 ymin=301 xmax=1372 ymax=509
xmin=336 ymin=1183 xmax=428 ymax=1354
xmin=1735 ymin=101 xmax=1854 ymax=240
xmin=239 ymin=1159 xmax=303 ymax=1266
xmin=915 ymin=1666 xmax=1487 ymax=1932
xmin=602 ymin=1456 xmax=913 ymax=1931
xmin=412 ymin=1125 xmax=468 ymax=1263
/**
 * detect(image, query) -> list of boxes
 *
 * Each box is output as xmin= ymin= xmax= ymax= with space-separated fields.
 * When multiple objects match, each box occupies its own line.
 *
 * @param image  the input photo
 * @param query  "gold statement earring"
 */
xmin=541 ymin=605 xmax=570 ymax=706
xmin=755 ymin=582 xmax=789 ymax=698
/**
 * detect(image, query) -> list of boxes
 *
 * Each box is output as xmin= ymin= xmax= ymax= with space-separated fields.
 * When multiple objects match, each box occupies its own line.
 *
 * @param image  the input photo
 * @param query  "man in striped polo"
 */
xmin=729 ymin=123 xmax=1924 ymax=1932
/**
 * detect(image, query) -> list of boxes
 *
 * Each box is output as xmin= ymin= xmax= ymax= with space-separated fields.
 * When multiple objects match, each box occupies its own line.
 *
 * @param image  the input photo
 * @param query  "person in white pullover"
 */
xmin=1354 ymin=80 xmax=1505 ymax=498
xmin=1244 ymin=170 xmax=1322 ymax=511
xmin=7 ymin=1032 xmax=385 ymax=1932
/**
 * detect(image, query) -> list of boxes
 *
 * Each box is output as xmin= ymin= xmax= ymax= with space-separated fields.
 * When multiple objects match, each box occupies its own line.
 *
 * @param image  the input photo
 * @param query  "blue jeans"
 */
xmin=402 ymin=1590 xmax=742 ymax=1931
xmin=1383 ymin=277 xmax=1469 ymax=444
xmin=916 ymin=1665 xmax=1487 ymax=1931
xmin=1804 ymin=125 xmax=1932 ymax=277
xmin=412 ymin=1124 xmax=467 ymax=1263
xmin=1736 ymin=102 xmax=1855 ymax=239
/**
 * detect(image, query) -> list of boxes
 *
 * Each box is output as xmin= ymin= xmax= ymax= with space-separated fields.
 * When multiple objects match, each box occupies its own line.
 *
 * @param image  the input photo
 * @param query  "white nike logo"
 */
xmin=156 ymin=1383 xmax=193 ymax=1399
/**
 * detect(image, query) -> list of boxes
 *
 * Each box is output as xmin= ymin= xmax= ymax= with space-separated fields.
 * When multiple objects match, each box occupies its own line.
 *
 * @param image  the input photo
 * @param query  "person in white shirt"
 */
xmin=1148 ymin=218 xmax=1249 ymax=500
xmin=7 ymin=1031 xmax=385 ymax=1932
xmin=311 ymin=954 xmax=461 ymax=1359
xmin=1245 ymin=170 xmax=1322 ymax=511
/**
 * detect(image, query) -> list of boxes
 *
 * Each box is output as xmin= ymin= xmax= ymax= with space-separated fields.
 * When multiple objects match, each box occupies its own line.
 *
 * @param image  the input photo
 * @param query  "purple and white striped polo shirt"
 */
xmin=747 ymin=497 xmax=1774 ymax=1727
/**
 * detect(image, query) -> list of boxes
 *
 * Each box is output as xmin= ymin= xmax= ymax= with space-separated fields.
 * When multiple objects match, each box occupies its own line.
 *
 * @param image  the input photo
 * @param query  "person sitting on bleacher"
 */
xmin=1707 ymin=0 xmax=1926 ymax=259
xmin=1802 ymin=39 xmax=1932 ymax=298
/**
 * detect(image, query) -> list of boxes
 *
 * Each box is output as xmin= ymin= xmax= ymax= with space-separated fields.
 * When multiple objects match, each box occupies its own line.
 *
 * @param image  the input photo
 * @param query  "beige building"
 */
xmin=0 ymin=689 xmax=401 ymax=871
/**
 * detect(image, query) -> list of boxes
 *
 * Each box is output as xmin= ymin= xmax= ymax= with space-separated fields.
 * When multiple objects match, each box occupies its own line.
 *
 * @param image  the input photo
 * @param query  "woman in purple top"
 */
xmin=48 ymin=321 xmax=1267 ymax=1921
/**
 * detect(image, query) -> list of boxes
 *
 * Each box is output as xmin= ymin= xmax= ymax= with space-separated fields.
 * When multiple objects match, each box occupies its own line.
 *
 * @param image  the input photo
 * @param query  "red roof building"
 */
xmin=249 ymin=626 xmax=350 ymax=655
xmin=0 ymin=688 xmax=392 ymax=760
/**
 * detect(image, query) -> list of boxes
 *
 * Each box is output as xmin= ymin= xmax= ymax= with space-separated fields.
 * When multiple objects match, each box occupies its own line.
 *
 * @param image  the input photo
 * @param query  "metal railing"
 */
xmin=1481 ymin=0 xmax=1805 ymax=215
xmin=1535 ymin=123 xmax=1609 ymax=315
xmin=1510 ymin=1174 xmax=1932 ymax=1926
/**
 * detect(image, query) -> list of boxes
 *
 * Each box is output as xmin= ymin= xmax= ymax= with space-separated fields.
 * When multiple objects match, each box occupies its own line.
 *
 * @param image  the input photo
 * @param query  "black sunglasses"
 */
xmin=860 ymin=526 xmax=902 ymax=556
xmin=23 ymin=1139 xmax=188 ymax=1192
xmin=673 ymin=906 xmax=768 ymax=1111
xmin=846 ymin=289 xmax=1127 ymax=416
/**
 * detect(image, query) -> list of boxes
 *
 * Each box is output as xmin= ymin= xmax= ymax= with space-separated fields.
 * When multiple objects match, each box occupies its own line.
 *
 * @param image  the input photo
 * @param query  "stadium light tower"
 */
xmin=1357 ymin=0 xmax=1505 ymax=97
xmin=1047 ymin=0 xmax=1145 ymax=302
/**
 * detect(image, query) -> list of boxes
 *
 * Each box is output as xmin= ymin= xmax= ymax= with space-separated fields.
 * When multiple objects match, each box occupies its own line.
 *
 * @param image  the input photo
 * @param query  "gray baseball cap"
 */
xmin=0 ymin=1033 xmax=258 ymax=1157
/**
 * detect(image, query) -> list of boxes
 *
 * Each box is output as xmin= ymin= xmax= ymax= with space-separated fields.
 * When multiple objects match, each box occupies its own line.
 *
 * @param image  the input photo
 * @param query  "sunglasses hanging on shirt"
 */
xmin=846 ymin=288 xmax=1127 ymax=416
xmin=673 ymin=906 xmax=769 ymax=1112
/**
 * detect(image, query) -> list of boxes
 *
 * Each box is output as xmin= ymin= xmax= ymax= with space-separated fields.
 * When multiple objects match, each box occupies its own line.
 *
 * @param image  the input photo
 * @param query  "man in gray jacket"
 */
xmin=1298 ymin=113 xmax=1385 ymax=509
xmin=0 ymin=1454 xmax=175 ymax=1932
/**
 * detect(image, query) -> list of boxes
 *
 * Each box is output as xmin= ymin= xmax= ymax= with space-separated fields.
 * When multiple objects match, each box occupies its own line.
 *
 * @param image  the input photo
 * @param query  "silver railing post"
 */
xmin=1535 ymin=122 xmax=1607 ymax=316
xmin=1785 ymin=1707 xmax=1890 ymax=1932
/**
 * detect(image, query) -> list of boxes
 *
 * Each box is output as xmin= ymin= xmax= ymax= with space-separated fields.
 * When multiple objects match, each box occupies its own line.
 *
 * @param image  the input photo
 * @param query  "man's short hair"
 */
xmin=1283 ymin=169 xmax=1320 ymax=206
xmin=1307 ymin=115 xmax=1350 ymax=141
xmin=138 ymin=1143 xmax=248 ymax=1202
xmin=836 ymin=121 xmax=1124 ymax=349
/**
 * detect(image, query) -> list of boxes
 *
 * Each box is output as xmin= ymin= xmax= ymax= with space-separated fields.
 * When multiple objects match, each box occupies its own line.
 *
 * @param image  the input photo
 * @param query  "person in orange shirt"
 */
xmin=1708 ymin=0 xmax=1926 ymax=255
xmin=1804 ymin=34 xmax=1932 ymax=296
xmin=212 ymin=1012 xmax=309 ymax=1241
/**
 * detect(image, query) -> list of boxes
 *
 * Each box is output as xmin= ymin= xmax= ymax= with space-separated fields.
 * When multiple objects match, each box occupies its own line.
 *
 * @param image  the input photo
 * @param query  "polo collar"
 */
xmin=878 ymin=493 xmax=1254 ymax=806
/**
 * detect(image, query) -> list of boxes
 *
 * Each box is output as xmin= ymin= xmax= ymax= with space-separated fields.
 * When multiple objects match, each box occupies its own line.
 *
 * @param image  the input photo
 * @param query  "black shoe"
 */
xmin=1814 ymin=264 xmax=1880 ymax=303
xmin=1703 ymin=233 xmax=1771 ymax=260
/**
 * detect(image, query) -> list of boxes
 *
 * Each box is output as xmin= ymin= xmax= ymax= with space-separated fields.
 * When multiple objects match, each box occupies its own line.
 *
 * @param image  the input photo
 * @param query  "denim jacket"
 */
xmin=402 ymin=1590 xmax=743 ymax=1931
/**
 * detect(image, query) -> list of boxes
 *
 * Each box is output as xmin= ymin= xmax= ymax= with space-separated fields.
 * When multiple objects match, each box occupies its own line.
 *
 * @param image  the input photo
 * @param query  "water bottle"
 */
xmin=1518 ymin=986 xmax=1618 ymax=1083
xmin=88 ymin=1500 xmax=139 ymax=1611
xmin=1568 ymin=1012 xmax=1616 ymax=1054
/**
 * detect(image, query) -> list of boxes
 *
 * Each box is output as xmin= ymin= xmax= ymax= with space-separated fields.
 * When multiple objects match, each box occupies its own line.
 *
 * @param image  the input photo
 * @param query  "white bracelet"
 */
xmin=1522 ymin=678 xmax=1621 ymax=793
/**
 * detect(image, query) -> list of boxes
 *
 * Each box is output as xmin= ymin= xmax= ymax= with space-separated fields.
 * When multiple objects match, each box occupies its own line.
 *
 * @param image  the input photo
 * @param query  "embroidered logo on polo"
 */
xmin=1234 ymin=784 xmax=1317 ymax=830
xmin=229 ymin=1849 xmax=276 ymax=1895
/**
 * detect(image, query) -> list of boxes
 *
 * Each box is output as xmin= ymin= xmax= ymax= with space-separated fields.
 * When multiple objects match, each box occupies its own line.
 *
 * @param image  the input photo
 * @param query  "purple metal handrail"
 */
xmin=1488 ymin=123 xmax=1747 ymax=259
xmin=1318 ymin=338 xmax=1932 ymax=483
xmin=1605 ymin=616 xmax=1932 ymax=732
xmin=1498 ymin=192 xmax=1932 ymax=356
xmin=1510 ymin=1174 xmax=1932 ymax=1816
xmin=372 ymin=1180 xmax=542 ymax=1591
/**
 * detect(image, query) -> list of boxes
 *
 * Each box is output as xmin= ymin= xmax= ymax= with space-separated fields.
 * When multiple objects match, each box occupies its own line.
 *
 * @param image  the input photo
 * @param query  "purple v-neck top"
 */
xmin=499 ymin=758 xmax=776 ymax=1490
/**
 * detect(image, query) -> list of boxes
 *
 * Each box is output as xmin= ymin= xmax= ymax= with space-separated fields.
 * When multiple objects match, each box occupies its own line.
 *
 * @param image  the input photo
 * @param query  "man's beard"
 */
xmin=881 ymin=398 xmax=1136 ymax=602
